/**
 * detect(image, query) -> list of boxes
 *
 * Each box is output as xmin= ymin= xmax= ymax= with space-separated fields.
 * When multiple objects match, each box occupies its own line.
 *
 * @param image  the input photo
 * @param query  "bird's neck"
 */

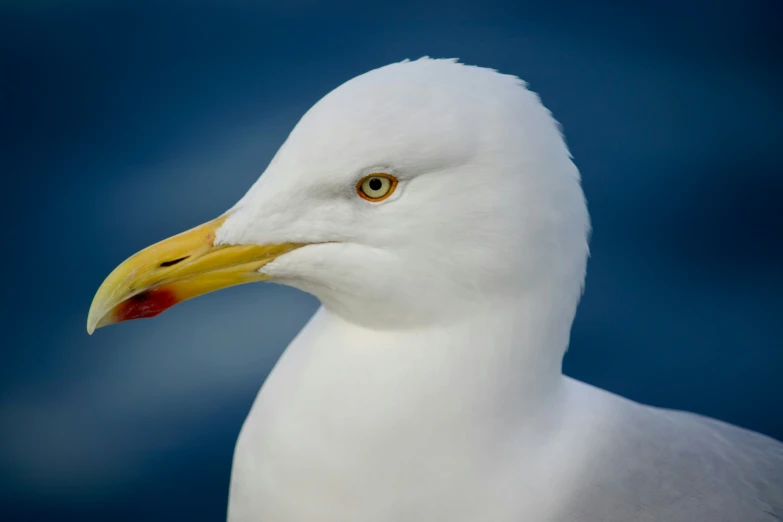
xmin=235 ymin=292 xmax=583 ymax=521
xmin=265 ymin=291 xmax=573 ymax=434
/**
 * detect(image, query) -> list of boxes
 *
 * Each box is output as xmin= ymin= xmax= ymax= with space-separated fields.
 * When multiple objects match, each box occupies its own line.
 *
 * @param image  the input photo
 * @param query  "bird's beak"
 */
xmin=86 ymin=214 xmax=303 ymax=334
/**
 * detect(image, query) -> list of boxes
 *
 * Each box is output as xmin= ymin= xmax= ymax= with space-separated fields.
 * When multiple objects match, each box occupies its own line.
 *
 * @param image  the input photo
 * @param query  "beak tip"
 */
xmin=86 ymin=315 xmax=97 ymax=335
xmin=86 ymin=305 xmax=105 ymax=336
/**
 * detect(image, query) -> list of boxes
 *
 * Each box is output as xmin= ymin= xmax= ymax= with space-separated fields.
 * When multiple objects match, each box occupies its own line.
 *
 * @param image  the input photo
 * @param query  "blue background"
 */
xmin=1 ymin=1 xmax=781 ymax=520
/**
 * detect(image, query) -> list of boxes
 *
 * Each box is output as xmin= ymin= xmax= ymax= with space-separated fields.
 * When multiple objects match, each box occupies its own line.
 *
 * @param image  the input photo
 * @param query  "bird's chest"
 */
xmin=225 ymin=362 xmax=546 ymax=521
xmin=227 ymin=387 xmax=511 ymax=521
xmin=225 ymin=313 xmax=569 ymax=522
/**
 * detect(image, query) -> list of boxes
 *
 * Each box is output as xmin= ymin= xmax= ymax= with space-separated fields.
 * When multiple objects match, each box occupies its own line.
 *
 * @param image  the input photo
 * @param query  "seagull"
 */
xmin=87 ymin=58 xmax=782 ymax=522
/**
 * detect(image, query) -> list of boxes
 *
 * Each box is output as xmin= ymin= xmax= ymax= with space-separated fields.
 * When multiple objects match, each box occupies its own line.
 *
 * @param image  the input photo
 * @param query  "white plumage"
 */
xmin=116 ymin=58 xmax=783 ymax=521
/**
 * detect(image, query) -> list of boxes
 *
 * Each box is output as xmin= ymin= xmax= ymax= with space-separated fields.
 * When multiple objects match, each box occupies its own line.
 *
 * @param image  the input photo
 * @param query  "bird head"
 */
xmin=87 ymin=58 xmax=589 ymax=334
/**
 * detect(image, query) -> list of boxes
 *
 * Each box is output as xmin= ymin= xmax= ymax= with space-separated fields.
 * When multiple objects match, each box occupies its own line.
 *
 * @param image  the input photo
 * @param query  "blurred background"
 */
xmin=1 ymin=0 xmax=781 ymax=520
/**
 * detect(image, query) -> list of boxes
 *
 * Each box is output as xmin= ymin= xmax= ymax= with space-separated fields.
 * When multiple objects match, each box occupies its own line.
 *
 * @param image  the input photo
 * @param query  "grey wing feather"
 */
xmin=564 ymin=401 xmax=783 ymax=521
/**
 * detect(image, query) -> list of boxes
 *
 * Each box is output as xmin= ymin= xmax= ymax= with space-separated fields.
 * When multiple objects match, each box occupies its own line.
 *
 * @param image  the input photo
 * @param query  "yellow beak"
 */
xmin=86 ymin=214 xmax=304 ymax=334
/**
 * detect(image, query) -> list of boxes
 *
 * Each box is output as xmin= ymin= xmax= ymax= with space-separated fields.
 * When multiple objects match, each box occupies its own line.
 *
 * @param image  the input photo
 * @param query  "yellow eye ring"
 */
xmin=356 ymin=173 xmax=398 ymax=202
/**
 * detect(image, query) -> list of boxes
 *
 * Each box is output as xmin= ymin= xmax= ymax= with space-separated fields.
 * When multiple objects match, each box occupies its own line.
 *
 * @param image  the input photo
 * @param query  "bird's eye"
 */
xmin=357 ymin=174 xmax=398 ymax=202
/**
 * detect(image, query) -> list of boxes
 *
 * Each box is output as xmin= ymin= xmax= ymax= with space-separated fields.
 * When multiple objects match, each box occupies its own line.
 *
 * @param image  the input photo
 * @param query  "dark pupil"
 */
xmin=368 ymin=178 xmax=383 ymax=191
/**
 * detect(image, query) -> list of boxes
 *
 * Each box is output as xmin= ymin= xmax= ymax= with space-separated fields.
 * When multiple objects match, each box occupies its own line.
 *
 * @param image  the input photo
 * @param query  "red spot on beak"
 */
xmin=114 ymin=287 xmax=179 ymax=323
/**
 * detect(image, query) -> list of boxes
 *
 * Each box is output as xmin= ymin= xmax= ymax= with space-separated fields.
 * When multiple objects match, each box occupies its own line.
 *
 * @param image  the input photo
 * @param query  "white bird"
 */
xmin=87 ymin=58 xmax=782 ymax=522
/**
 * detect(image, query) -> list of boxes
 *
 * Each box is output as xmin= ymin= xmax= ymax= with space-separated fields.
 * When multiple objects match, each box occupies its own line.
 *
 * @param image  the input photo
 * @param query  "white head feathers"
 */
xmin=216 ymin=58 xmax=590 ymax=331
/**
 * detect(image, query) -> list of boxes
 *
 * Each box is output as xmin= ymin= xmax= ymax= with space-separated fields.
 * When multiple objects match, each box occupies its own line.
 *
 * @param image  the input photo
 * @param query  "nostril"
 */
xmin=159 ymin=256 xmax=189 ymax=268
